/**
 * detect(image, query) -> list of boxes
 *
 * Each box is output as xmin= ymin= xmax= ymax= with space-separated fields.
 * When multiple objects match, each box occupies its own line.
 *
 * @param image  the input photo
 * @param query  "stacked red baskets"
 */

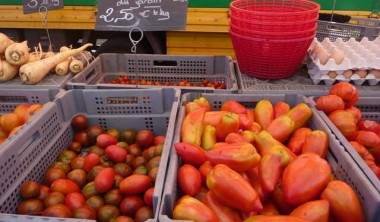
xmin=230 ymin=0 xmax=320 ymax=79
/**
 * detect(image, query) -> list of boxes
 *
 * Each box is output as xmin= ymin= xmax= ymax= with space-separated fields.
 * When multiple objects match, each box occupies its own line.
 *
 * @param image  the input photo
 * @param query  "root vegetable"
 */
xmin=0 ymin=58 xmax=18 ymax=82
xmin=5 ymin=41 xmax=30 ymax=66
xmin=0 ymin=32 xmax=15 ymax=54
xmin=55 ymin=46 xmax=71 ymax=76
xmin=19 ymin=43 xmax=92 ymax=84
xmin=69 ymin=57 xmax=84 ymax=74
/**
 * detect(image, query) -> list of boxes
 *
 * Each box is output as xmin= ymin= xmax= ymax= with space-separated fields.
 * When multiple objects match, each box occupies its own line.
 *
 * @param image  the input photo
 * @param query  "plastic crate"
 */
xmin=0 ymin=51 xmax=92 ymax=89
xmin=159 ymin=93 xmax=380 ymax=222
xmin=236 ymin=62 xmax=380 ymax=96
xmin=0 ymin=88 xmax=180 ymax=222
xmin=0 ymin=88 xmax=62 ymax=193
xmin=316 ymin=17 xmax=380 ymax=42
xmin=309 ymin=96 xmax=380 ymax=201
xmin=65 ymin=53 xmax=238 ymax=94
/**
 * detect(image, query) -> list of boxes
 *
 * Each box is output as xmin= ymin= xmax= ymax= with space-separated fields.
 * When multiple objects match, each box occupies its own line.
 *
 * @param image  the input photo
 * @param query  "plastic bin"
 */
xmin=236 ymin=62 xmax=380 ymax=96
xmin=0 ymin=88 xmax=180 ymax=222
xmin=65 ymin=54 xmax=238 ymax=94
xmin=0 ymin=88 xmax=62 ymax=194
xmin=159 ymin=93 xmax=380 ymax=222
xmin=317 ymin=17 xmax=380 ymax=42
xmin=309 ymin=96 xmax=380 ymax=203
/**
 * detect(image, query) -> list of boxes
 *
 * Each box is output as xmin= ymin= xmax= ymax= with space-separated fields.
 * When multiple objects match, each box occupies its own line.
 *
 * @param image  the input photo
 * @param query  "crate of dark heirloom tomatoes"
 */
xmin=0 ymin=88 xmax=180 ymax=222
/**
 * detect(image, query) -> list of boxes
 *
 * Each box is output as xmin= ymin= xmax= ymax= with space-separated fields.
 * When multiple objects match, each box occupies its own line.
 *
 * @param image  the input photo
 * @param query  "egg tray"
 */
xmin=306 ymin=37 xmax=380 ymax=86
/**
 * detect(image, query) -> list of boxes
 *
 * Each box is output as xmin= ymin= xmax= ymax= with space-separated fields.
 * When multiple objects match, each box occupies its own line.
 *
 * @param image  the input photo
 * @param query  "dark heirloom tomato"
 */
xmin=119 ymin=196 xmax=144 ymax=217
xmin=17 ymin=199 xmax=44 ymax=215
xmin=20 ymin=181 xmax=40 ymax=199
xmin=71 ymin=114 xmax=88 ymax=131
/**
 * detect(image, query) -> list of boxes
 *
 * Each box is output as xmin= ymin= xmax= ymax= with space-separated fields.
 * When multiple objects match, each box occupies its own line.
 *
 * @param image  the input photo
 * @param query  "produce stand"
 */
xmin=0 ymin=0 xmax=379 ymax=221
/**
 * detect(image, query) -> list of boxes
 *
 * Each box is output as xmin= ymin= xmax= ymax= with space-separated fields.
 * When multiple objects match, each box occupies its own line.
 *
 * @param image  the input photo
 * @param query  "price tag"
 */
xmin=23 ymin=0 xmax=64 ymax=14
xmin=95 ymin=0 xmax=188 ymax=31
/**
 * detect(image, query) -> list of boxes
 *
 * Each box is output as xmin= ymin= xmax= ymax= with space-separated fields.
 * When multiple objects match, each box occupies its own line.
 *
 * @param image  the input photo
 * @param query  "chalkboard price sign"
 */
xmin=95 ymin=0 xmax=189 ymax=31
xmin=23 ymin=0 xmax=64 ymax=14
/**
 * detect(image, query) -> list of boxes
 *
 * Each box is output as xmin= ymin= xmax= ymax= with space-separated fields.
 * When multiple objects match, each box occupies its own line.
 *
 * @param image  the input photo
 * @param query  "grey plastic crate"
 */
xmin=0 ymin=88 xmax=62 ymax=193
xmin=236 ymin=62 xmax=380 ymax=96
xmin=309 ymin=96 xmax=380 ymax=197
xmin=0 ymin=88 xmax=180 ymax=222
xmin=0 ymin=52 xmax=92 ymax=89
xmin=317 ymin=17 xmax=380 ymax=42
xmin=65 ymin=53 xmax=238 ymax=94
xmin=159 ymin=93 xmax=379 ymax=222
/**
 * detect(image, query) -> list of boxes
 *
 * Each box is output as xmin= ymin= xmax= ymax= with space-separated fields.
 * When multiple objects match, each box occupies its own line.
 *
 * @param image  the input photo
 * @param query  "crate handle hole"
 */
xmin=153 ymin=60 xmax=178 ymax=67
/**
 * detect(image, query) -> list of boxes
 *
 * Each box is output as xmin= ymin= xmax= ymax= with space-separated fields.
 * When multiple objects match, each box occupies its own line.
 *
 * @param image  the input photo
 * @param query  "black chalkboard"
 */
xmin=95 ymin=0 xmax=189 ymax=32
xmin=23 ymin=0 xmax=64 ymax=14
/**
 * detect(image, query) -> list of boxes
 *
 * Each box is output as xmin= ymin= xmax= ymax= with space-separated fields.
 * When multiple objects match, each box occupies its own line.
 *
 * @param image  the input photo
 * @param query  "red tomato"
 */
xmin=73 ymin=205 xmax=97 ymax=220
xmin=198 ymin=160 xmax=214 ymax=185
xmin=67 ymin=169 xmax=87 ymax=188
xmin=94 ymin=167 xmax=115 ymax=193
xmin=105 ymin=145 xmax=127 ymax=163
xmin=96 ymin=133 xmax=118 ymax=148
xmin=154 ymin=135 xmax=166 ymax=145
xmin=82 ymin=153 xmax=100 ymax=172
xmin=203 ymin=191 xmax=242 ymax=222
xmin=17 ymin=199 xmax=44 ymax=215
xmin=357 ymin=120 xmax=380 ymax=134
xmin=98 ymin=205 xmax=120 ymax=222
xmin=329 ymin=82 xmax=359 ymax=108
xmin=104 ymin=189 xmax=123 ymax=206
xmin=321 ymin=180 xmax=365 ymax=222
xmin=37 ymin=185 xmax=50 ymax=201
xmin=50 ymin=179 xmax=80 ymax=195
xmin=43 ymin=191 xmax=65 ymax=208
xmin=143 ymin=187 xmax=154 ymax=207
xmin=328 ymin=110 xmax=357 ymax=137
xmin=20 ymin=181 xmax=40 ymax=199
xmin=315 ymin=95 xmax=345 ymax=114
xmin=178 ymin=164 xmax=202 ymax=196
xmin=282 ymin=153 xmax=331 ymax=205
xmin=64 ymin=192 xmax=86 ymax=211
xmin=221 ymin=100 xmax=247 ymax=114
xmin=119 ymin=196 xmax=144 ymax=217
xmin=289 ymin=199 xmax=330 ymax=222
xmin=42 ymin=204 xmax=73 ymax=218
xmin=71 ymin=114 xmax=88 ymax=131
xmin=70 ymin=156 xmax=85 ymax=170
xmin=174 ymin=142 xmax=207 ymax=167
xmin=136 ymin=129 xmax=155 ymax=149
xmin=74 ymin=130 xmax=90 ymax=147
xmin=134 ymin=206 xmax=154 ymax=222
xmin=119 ymin=174 xmax=152 ymax=195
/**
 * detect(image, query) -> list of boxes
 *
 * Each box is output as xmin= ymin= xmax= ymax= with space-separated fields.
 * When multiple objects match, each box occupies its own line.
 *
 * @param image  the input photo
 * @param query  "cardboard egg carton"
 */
xmin=306 ymin=37 xmax=380 ymax=86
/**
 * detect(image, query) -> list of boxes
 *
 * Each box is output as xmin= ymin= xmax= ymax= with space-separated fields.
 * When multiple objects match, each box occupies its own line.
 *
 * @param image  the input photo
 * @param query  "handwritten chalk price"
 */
xmin=95 ymin=0 xmax=188 ymax=31
xmin=23 ymin=0 xmax=63 ymax=14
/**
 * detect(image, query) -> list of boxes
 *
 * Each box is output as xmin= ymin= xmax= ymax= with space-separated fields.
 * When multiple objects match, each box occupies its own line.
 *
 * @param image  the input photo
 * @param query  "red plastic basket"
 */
xmin=230 ymin=22 xmax=316 ymax=40
xmin=230 ymin=30 xmax=314 ymax=79
xmin=230 ymin=0 xmax=320 ymax=22
xmin=230 ymin=13 xmax=317 ymax=32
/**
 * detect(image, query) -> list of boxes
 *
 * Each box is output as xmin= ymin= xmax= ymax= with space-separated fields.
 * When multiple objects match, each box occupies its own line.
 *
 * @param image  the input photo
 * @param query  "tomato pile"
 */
xmin=107 ymin=76 xmax=227 ymax=89
xmin=0 ymin=103 xmax=43 ymax=144
xmin=16 ymin=114 xmax=165 ymax=221
xmin=316 ymin=82 xmax=380 ymax=179
xmin=173 ymin=94 xmax=365 ymax=221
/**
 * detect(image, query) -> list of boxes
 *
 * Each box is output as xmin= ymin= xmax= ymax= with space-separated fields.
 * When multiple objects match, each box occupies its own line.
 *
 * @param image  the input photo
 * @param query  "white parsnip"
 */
xmin=0 ymin=33 xmax=15 ymax=54
xmin=0 ymin=57 xmax=19 ymax=82
xmin=19 ymin=43 xmax=92 ymax=84
xmin=55 ymin=46 xmax=71 ymax=76
xmin=5 ymin=41 xmax=30 ymax=66
xmin=69 ymin=57 xmax=84 ymax=74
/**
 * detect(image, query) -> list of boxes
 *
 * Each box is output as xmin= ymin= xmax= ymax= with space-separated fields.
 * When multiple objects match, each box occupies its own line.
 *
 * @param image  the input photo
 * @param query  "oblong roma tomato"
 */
xmin=50 ymin=179 xmax=80 ymax=195
xmin=64 ymin=192 xmax=86 ymax=211
xmin=94 ymin=167 xmax=115 ymax=193
xmin=105 ymin=145 xmax=127 ymax=163
xmin=178 ymin=164 xmax=202 ymax=196
xmin=321 ymin=180 xmax=365 ymax=222
xmin=119 ymin=174 xmax=152 ymax=195
xmin=289 ymin=199 xmax=330 ymax=222
xmin=315 ymin=95 xmax=345 ymax=114
xmin=282 ymin=153 xmax=331 ymax=205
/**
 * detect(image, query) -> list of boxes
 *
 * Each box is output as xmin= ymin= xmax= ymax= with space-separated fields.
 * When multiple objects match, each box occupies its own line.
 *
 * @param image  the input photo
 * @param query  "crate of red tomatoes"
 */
xmin=159 ymin=92 xmax=379 ymax=222
xmin=308 ymin=82 xmax=380 ymax=209
xmin=65 ymin=53 xmax=238 ymax=94
xmin=0 ymin=88 xmax=180 ymax=222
